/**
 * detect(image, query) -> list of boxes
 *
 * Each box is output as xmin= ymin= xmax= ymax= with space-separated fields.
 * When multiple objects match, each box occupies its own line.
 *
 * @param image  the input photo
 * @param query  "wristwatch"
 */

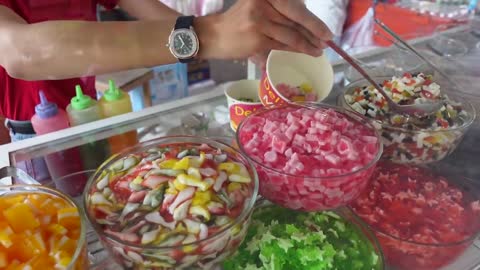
xmin=167 ymin=16 xmax=200 ymax=63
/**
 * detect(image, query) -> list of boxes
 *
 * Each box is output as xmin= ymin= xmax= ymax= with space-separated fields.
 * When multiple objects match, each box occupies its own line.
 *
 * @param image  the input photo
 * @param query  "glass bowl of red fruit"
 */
xmin=350 ymin=161 xmax=480 ymax=270
xmin=236 ymin=103 xmax=383 ymax=211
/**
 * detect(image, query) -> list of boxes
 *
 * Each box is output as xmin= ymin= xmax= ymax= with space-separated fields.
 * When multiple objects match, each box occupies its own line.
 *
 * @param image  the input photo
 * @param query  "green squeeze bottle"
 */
xmin=66 ymin=85 xmax=110 ymax=169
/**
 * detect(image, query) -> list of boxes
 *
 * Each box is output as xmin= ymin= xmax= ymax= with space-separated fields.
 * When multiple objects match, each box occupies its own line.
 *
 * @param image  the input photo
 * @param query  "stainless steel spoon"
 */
xmin=326 ymin=40 xmax=443 ymax=117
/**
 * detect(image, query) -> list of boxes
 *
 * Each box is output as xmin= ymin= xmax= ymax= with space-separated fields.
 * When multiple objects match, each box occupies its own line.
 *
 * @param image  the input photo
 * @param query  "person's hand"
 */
xmin=196 ymin=0 xmax=333 ymax=60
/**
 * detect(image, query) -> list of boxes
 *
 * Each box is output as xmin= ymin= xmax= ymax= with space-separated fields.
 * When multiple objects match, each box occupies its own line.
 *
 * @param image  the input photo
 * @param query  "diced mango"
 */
xmin=47 ymin=224 xmax=68 ymax=236
xmin=7 ymin=235 xmax=36 ymax=262
xmin=0 ymin=250 xmax=6 ymax=267
xmin=3 ymin=204 xmax=40 ymax=233
xmin=173 ymin=157 xmax=189 ymax=170
xmin=57 ymin=208 xmax=80 ymax=230
xmin=5 ymin=260 xmax=20 ymax=270
xmin=30 ymin=256 xmax=55 ymax=269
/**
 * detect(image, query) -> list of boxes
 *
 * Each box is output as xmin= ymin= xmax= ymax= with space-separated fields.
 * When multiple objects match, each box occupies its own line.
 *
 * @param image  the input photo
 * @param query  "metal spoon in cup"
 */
xmin=326 ymin=40 xmax=443 ymax=117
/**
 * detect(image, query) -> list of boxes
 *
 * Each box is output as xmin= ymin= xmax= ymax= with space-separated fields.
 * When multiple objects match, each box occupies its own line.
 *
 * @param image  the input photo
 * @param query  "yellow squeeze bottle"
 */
xmin=99 ymin=80 xmax=137 ymax=154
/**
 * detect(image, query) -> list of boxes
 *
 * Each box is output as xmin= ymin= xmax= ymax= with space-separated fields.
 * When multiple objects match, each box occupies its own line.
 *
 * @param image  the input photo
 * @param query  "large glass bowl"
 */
xmin=349 ymin=162 xmax=480 ymax=270
xmin=83 ymin=136 xmax=259 ymax=270
xmin=339 ymin=77 xmax=476 ymax=164
xmin=223 ymin=201 xmax=385 ymax=270
xmin=0 ymin=185 xmax=88 ymax=270
xmin=236 ymin=103 xmax=382 ymax=212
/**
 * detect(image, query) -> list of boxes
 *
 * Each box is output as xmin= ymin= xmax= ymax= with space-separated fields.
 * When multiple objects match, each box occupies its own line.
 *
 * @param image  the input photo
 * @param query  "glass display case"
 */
xmin=0 ymin=26 xmax=479 ymax=270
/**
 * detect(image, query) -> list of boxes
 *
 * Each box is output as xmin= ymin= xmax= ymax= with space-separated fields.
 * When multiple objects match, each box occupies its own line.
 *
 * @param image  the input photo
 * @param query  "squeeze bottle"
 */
xmin=99 ymin=80 xmax=137 ymax=154
xmin=31 ymin=91 xmax=86 ymax=196
xmin=66 ymin=85 xmax=110 ymax=170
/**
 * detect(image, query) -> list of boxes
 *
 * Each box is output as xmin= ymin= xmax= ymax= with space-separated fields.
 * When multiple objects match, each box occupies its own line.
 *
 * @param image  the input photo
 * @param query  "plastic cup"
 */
xmin=259 ymin=50 xmax=334 ymax=106
xmin=225 ymin=80 xmax=264 ymax=131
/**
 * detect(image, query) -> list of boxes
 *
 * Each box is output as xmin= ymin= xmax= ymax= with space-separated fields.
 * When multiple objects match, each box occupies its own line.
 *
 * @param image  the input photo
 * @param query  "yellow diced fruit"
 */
xmin=159 ymin=159 xmax=178 ymax=169
xmin=5 ymin=260 xmax=21 ymax=270
xmin=218 ymin=163 xmax=240 ymax=174
xmin=56 ymin=254 xmax=72 ymax=269
xmin=182 ymin=244 xmax=196 ymax=253
xmin=173 ymin=178 xmax=188 ymax=191
xmin=177 ymin=174 xmax=208 ymax=191
xmin=189 ymin=153 xmax=206 ymax=168
xmin=57 ymin=208 xmax=80 ymax=230
xmin=300 ymin=83 xmax=313 ymax=93
xmin=3 ymin=204 xmax=40 ymax=233
xmin=189 ymin=206 xmax=211 ymax=221
xmin=173 ymin=157 xmax=189 ymax=170
xmin=8 ymin=235 xmax=36 ymax=262
xmin=291 ymin=96 xmax=306 ymax=102
xmin=30 ymin=256 xmax=55 ymax=269
xmin=31 ymin=231 xmax=47 ymax=253
xmin=192 ymin=191 xmax=212 ymax=206
xmin=227 ymin=183 xmax=243 ymax=193
xmin=229 ymin=174 xmax=251 ymax=183
xmin=0 ymin=222 xmax=13 ymax=248
xmin=0 ymin=250 xmax=6 ymax=267
xmin=175 ymin=223 xmax=187 ymax=233
xmin=39 ymin=198 xmax=61 ymax=217
xmin=1 ymin=195 xmax=25 ymax=208
xmin=47 ymin=224 xmax=68 ymax=236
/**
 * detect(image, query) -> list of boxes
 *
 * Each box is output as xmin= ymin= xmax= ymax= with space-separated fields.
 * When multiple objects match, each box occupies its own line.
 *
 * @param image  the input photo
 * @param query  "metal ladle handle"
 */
xmin=0 ymin=166 xmax=41 ymax=185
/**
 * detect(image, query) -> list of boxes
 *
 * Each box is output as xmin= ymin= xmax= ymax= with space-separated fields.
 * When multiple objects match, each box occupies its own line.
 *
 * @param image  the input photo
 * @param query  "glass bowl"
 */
xmin=349 ymin=162 xmax=480 ymax=270
xmin=84 ymin=136 xmax=259 ymax=269
xmin=236 ymin=103 xmax=382 ymax=212
xmin=223 ymin=201 xmax=385 ymax=270
xmin=0 ymin=185 xmax=88 ymax=269
xmin=339 ymin=76 xmax=476 ymax=164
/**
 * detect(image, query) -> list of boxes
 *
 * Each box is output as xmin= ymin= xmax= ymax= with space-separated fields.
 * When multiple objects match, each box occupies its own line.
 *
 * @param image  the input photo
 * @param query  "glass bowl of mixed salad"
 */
xmin=236 ymin=103 xmax=382 ymax=212
xmin=349 ymin=162 xmax=480 ymax=270
xmin=222 ymin=201 xmax=385 ymax=270
xmin=339 ymin=73 xmax=476 ymax=164
xmin=84 ymin=136 xmax=259 ymax=269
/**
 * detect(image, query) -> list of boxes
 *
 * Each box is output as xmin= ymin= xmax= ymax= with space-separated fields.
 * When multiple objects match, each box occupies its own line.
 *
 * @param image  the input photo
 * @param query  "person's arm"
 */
xmin=118 ymin=0 xmax=181 ymax=20
xmin=0 ymin=0 xmax=333 ymax=81
xmin=0 ymin=6 xmax=212 ymax=81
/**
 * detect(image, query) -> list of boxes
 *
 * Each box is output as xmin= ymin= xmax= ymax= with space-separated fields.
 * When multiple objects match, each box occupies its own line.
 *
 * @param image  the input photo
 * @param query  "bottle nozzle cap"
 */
xmin=103 ymin=79 xmax=123 ymax=102
xmin=35 ymin=91 xmax=58 ymax=119
xmin=71 ymin=85 xmax=94 ymax=110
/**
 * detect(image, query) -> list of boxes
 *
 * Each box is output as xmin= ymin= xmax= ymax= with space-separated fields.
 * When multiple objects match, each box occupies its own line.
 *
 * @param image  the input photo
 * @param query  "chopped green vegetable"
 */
xmin=223 ymin=205 xmax=382 ymax=270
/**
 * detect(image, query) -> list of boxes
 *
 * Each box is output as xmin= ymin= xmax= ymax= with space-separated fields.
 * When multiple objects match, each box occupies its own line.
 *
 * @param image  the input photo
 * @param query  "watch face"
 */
xmin=170 ymin=29 xmax=198 ymax=59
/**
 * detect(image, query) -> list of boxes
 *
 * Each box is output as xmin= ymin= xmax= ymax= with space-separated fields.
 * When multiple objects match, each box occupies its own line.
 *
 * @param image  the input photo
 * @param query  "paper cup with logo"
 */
xmin=259 ymin=50 xmax=334 ymax=106
xmin=225 ymin=80 xmax=264 ymax=131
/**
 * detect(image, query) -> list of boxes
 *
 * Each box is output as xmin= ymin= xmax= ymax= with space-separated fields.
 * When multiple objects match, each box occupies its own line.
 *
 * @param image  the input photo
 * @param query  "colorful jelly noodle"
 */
xmin=67 ymin=85 xmax=110 ymax=170
xmin=0 ymin=189 xmax=87 ymax=269
xmin=31 ymin=91 xmax=86 ymax=197
xmin=99 ymin=80 xmax=137 ymax=154
xmin=86 ymin=143 xmax=254 ymax=269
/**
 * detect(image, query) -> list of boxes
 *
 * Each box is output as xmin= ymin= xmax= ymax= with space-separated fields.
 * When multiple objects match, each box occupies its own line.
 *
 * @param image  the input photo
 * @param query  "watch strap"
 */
xmin=175 ymin=16 xmax=195 ymax=30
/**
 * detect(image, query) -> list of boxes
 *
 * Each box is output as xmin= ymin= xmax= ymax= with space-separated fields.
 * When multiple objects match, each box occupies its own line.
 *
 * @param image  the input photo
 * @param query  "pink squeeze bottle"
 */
xmin=31 ymin=91 xmax=86 ymax=197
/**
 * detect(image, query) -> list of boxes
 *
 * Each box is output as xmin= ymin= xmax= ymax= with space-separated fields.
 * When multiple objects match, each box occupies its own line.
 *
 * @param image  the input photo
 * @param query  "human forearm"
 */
xmin=119 ymin=0 xmax=181 ymax=20
xmin=1 ymin=17 xmax=218 ymax=81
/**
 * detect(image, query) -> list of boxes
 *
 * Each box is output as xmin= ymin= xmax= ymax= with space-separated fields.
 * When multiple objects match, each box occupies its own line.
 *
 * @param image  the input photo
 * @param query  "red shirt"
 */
xmin=0 ymin=0 xmax=119 ymax=121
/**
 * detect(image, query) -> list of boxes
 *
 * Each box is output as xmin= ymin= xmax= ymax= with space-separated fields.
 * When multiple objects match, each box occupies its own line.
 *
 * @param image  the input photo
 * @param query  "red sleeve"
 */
xmin=0 ymin=0 xmax=12 ymax=8
xmin=98 ymin=0 xmax=119 ymax=10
